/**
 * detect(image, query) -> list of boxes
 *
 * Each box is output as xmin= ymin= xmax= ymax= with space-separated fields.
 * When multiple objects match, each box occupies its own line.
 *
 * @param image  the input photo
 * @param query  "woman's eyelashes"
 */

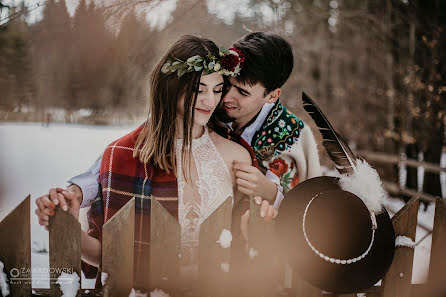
xmin=197 ymin=88 xmax=223 ymax=93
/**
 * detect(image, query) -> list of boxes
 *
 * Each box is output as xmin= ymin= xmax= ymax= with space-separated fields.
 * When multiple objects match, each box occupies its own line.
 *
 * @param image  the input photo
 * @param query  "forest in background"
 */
xmin=0 ymin=0 xmax=445 ymax=196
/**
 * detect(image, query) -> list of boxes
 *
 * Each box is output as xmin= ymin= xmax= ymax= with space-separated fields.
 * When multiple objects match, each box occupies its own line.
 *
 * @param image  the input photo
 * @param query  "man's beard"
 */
xmin=214 ymin=102 xmax=236 ymax=123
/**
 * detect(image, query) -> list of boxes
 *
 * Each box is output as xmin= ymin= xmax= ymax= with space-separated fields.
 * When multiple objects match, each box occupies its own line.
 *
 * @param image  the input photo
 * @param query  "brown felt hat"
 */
xmin=277 ymin=176 xmax=395 ymax=294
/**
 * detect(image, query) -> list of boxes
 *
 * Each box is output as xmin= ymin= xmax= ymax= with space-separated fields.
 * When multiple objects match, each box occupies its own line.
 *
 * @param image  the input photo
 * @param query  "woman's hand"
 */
xmin=253 ymin=196 xmax=278 ymax=222
xmin=35 ymin=194 xmax=56 ymax=230
xmin=240 ymin=210 xmax=250 ymax=242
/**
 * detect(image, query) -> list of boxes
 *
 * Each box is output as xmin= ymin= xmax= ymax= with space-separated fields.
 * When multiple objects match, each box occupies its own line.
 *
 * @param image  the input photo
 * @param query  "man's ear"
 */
xmin=266 ymin=88 xmax=281 ymax=104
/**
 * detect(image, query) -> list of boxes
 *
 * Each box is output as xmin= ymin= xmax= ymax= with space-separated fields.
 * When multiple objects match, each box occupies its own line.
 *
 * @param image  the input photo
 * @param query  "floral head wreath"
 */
xmin=161 ymin=46 xmax=245 ymax=78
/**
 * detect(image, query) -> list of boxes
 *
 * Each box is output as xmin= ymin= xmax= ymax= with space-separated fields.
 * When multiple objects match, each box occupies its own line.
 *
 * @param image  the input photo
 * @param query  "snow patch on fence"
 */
xmin=101 ymin=272 xmax=108 ymax=286
xmin=216 ymin=229 xmax=232 ymax=248
xmin=249 ymin=248 xmax=259 ymax=259
xmin=220 ymin=262 xmax=230 ymax=272
xmin=0 ymin=261 xmax=10 ymax=296
xmin=56 ymin=271 xmax=80 ymax=297
xmin=129 ymin=288 xmax=148 ymax=296
xmin=395 ymin=235 xmax=415 ymax=248
xmin=150 ymin=288 xmax=170 ymax=297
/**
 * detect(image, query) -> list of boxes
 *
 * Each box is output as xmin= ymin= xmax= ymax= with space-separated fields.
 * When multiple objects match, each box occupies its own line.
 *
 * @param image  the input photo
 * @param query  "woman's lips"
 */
xmin=196 ymin=108 xmax=211 ymax=114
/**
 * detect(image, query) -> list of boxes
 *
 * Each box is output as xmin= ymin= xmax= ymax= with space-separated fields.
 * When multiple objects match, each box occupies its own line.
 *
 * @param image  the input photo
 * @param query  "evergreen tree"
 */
xmin=0 ymin=1 xmax=34 ymax=111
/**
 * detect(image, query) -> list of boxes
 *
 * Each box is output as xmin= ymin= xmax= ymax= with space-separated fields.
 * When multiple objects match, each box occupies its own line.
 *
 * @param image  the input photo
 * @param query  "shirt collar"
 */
xmin=225 ymin=102 xmax=275 ymax=145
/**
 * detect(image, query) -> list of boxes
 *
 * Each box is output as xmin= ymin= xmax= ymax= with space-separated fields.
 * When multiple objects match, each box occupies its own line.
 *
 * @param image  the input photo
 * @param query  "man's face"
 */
xmin=218 ymin=77 xmax=271 ymax=129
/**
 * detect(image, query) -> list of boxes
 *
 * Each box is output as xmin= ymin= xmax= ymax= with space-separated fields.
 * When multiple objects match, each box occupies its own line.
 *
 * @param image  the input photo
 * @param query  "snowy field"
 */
xmin=0 ymin=122 xmax=138 ymax=288
xmin=0 ymin=122 xmax=443 ymax=289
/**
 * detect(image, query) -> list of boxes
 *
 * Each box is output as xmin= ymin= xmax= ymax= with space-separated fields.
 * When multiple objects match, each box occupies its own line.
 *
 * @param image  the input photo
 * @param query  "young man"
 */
xmin=36 ymin=32 xmax=320 ymax=228
xmin=217 ymin=32 xmax=321 ymax=221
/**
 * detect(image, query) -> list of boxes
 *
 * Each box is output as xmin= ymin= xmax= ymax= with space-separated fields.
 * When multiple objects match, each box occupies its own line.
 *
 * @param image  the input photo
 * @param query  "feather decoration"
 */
xmin=301 ymin=92 xmax=388 ymax=215
xmin=302 ymin=92 xmax=357 ymax=175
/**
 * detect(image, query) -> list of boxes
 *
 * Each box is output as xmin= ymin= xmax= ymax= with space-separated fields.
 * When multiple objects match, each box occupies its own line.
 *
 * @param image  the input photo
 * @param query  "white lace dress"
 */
xmin=175 ymin=127 xmax=234 ymax=278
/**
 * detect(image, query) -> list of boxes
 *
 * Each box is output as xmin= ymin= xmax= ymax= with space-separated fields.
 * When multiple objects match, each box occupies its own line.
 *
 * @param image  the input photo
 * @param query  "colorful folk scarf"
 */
xmin=82 ymin=123 xmax=258 ymax=289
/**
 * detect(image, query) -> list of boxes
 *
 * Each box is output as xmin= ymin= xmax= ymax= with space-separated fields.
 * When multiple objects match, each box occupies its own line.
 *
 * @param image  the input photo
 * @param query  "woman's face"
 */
xmin=178 ymin=72 xmax=224 ymax=128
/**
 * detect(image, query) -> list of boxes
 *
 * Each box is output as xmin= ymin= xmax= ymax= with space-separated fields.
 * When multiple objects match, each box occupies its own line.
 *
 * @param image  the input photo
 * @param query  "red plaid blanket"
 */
xmin=82 ymin=124 xmax=257 ymax=289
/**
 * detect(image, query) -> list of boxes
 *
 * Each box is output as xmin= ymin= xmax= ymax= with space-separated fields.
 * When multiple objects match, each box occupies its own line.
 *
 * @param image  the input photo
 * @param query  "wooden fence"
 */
xmin=358 ymin=150 xmax=445 ymax=203
xmin=0 ymin=195 xmax=445 ymax=297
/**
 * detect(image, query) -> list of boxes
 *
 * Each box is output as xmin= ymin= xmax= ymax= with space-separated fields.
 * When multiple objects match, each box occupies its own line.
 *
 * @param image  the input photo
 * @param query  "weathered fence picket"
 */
xmin=101 ymin=197 xmax=135 ymax=297
xmin=382 ymin=196 xmax=419 ymax=297
xmin=429 ymin=197 xmax=446 ymax=276
xmin=48 ymin=206 xmax=81 ymax=297
xmin=428 ymin=198 xmax=446 ymax=291
xmin=358 ymin=150 xmax=445 ymax=203
xmin=149 ymin=197 xmax=180 ymax=292
xmin=0 ymin=195 xmax=31 ymax=297
xmin=293 ymin=274 xmax=321 ymax=297
xmin=198 ymin=197 xmax=232 ymax=297
xmin=246 ymin=197 xmax=278 ymax=297
xmin=1 ymin=193 xmax=445 ymax=297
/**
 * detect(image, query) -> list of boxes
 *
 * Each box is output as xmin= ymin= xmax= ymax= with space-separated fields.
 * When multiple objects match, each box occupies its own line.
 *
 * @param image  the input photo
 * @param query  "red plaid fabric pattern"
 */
xmin=82 ymin=123 xmax=258 ymax=289
xmin=82 ymin=125 xmax=178 ymax=289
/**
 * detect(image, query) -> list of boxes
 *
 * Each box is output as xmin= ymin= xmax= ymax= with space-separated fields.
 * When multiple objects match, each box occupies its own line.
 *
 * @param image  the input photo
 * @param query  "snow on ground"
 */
xmin=0 ymin=122 xmax=137 ymax=288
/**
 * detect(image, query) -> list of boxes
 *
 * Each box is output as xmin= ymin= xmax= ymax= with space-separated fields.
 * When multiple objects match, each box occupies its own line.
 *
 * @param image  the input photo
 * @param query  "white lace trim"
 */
xmin=176 ymin=127 xmax=233 ymax=274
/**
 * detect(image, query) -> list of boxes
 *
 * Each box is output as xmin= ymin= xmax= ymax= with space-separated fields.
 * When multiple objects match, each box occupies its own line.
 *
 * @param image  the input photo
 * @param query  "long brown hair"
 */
xmin=134 ymin=35 xmax=220 ymax=176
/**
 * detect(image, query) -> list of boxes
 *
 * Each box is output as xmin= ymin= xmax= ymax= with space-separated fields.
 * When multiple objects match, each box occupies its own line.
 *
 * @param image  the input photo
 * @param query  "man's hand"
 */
xmin=35 ymin=185 xmax=83 ymax=230
xmin=234 ymin=161 xmax=279 ymax=222
xmin=253 ymin=196 xmax=278 ymax=222
xmin=35 ymin=194 xmax=56 ymax=231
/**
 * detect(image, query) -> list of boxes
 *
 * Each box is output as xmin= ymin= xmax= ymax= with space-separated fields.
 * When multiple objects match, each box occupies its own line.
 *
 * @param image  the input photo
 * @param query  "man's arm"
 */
xmin=265 ymin=170 xmax=285 ymax=210
xmin=68 ymin=154 xmax=102 ymax=208
xmin=36 ymin=189 xmax=102 ymax=266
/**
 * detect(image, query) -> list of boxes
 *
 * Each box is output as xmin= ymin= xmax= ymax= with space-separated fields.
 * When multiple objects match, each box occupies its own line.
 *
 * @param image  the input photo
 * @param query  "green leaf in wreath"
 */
xmin=219 ymin=45 xmax=230 ymax=54
xmin=177 ymin=68 xmax=186 ymax=77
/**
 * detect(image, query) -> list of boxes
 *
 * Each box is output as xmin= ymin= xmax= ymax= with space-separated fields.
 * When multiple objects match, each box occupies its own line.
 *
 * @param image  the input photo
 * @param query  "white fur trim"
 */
xmin=338 ymin=159 xmax=388 ymax=214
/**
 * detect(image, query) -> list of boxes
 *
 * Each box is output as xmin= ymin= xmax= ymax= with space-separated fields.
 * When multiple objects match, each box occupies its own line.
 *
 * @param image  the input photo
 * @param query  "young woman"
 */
xmin=35 ymin=35 xmax=254 ymax=288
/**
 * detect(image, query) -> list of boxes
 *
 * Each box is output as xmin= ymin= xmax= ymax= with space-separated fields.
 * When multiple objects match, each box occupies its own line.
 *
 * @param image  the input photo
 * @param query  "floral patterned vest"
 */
xmin=251 ymin=100 xmax=305 ymax=192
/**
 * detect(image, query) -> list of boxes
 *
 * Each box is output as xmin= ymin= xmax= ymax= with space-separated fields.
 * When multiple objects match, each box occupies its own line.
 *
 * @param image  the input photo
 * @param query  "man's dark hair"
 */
xmin=234 ymin=32 xmax=294 ymax=94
